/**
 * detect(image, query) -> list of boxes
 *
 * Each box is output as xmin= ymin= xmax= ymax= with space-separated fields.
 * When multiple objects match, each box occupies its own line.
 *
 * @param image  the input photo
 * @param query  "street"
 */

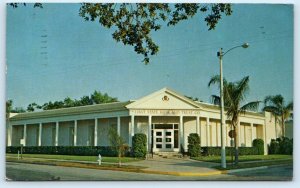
xmin=6 ymin=162 xmax=293 ymax=181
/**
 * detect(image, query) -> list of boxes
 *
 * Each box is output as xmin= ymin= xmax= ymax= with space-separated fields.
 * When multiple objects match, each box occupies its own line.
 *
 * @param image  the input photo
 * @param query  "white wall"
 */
xmin=12 ymin=125 xmax=23 ymax=146
xmin=41 ymin=123 xmax=56 ymax=146
xmin=26 ymin=124 xmax=39 ymax=146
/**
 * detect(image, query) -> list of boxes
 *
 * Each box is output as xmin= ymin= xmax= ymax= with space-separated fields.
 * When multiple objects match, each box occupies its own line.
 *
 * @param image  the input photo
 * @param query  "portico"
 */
xmin=7 ymin=87 xmax=278 ymax=154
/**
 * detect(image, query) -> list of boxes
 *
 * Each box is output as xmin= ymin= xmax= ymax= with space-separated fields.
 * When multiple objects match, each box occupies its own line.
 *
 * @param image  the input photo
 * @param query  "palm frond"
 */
xmin=240 ymin=101 xmax=261 ymax=113
xmin=263 ymin=105 xmax=280 ymax=115
xmin=208 ymin=75 xmax=220 ymax=88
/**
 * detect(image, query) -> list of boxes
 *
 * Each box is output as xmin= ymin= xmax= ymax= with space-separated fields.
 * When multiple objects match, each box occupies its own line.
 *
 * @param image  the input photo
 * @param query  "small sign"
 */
xmin=20 ymin=139 xmax=25 ymax=145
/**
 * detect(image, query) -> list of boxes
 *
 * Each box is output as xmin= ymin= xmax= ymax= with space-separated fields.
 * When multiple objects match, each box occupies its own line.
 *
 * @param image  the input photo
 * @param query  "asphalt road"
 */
xmin=6 ymin=162 xmax=293 ymax=181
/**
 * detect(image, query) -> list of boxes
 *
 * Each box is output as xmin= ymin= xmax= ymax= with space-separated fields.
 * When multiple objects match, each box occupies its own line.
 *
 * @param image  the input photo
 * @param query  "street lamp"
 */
xmin=217 ymin=43 xmax=249 ymax=169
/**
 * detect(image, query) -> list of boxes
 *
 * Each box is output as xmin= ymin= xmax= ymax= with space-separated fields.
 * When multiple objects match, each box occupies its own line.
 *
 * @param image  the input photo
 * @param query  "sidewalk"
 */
xmin=128 ymin=157 xmax=226 ymax=176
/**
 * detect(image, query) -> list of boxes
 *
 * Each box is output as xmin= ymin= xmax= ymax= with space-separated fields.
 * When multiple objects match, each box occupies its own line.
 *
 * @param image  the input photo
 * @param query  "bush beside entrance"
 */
xmin=132 ymin=133 xmax=147 ymax=158
xmin=187 ymin=133 xmax=200 ymax=157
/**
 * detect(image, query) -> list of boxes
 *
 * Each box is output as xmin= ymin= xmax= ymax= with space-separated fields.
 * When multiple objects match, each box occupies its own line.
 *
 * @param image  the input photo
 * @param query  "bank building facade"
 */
xmin=7 ymin=88 xmax=283 ymax=154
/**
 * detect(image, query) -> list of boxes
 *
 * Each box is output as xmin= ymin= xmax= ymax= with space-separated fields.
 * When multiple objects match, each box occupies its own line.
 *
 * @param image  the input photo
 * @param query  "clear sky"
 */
xmin=6 ymin=3 xmax=293 ymax=110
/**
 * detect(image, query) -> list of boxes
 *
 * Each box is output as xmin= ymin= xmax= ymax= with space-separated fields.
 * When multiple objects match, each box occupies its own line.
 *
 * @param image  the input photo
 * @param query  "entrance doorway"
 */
xmin=152 ymin=124 xmax=179 ymax=152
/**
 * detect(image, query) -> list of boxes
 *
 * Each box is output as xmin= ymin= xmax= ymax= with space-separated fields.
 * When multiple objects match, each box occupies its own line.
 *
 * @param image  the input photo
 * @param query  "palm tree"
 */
xmin=263 ymin=95 xmax=293 ymax=137
xmin=208 ymin=75 xmax=260 ymax=165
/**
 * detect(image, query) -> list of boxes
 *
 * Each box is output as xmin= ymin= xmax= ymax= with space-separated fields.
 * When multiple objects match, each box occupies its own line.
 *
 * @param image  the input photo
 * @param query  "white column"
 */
xmin=148 ymin=115 xmax=152 ymax=152
xmin=129 ymin=115 xmax=135 ymax=146
xmin=74 ymin=120 xmax=77 ymax=146
xmin=55 ymin=122 xmax=59 ymax=146
xmin=117 ymin=116 xmax=121 ymax=135
xmin=179 ymin=116 xmax=184 ymax=151
xmin=250 ymin=123 xmax=254 ymax=146
xmin=23 ymin=124 xmax=27 ymax=146
xmin=38 ymin=123 xmax=42 ymax=146
xmin=263 ymin=121 xmax=267 ymax=155
xmin=94 ymin=118 xmax=98 ymax=146
xmin=206 ymin=118 xmax=210 ymax=146
xmin=7 ymin=124 xmax=12 ymax=146
xmin=196 ymin=116 xmax=200 ymax=135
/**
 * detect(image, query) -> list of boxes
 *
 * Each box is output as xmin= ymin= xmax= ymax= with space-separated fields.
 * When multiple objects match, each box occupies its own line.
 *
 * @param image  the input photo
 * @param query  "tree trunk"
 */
xmin=234 ymin=125 xmax=239 ymax=165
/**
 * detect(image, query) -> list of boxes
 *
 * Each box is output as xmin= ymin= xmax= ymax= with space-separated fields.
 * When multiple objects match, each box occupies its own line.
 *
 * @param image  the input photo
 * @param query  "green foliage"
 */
xmin=108 ymin=127 xmax=127 ymax=157
xmin=201 ymin=147 xmax=260 ymax=156
xmin=79 ymin=3 xmax=232 ymax=64
xmin=188 ymin=133 xmax=200 ymax=157
xmin=263 ymin=95 xmax=293 ymax=137
xmin=132 ymin=133 xmax=147 ymax=158
xmin=6 ymin=146 xmax=131 ymax=157
xmin=252 ymin=139 xmax=264 ymax=155
xmin=268 ymin=137 xmax=293 ymax=155
xmin=268 ymin=139 xmax=280 ymax=154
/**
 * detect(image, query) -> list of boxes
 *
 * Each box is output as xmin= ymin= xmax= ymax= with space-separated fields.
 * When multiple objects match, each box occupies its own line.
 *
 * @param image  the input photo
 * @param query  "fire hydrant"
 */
xmin=97 ymin=154 xmax=102 ymax=165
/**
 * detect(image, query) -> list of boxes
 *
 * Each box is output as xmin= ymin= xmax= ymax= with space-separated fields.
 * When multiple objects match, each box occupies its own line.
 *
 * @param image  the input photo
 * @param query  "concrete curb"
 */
xmin=228 ymin=166 xmax=268 ymax=173
xmin=140 ymin=169 xmax=227 ymax=176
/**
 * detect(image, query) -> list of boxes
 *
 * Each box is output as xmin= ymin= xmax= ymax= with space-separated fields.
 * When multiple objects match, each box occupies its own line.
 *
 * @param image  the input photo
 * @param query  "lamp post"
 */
xmin=217 ymin=43 xmax=249 ymax=169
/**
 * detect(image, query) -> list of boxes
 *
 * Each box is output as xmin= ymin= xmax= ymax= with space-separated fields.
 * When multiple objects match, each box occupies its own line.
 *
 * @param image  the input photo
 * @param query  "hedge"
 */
xmin=201 ymin=146 xmax=260 ymax=156
xmin=252 ymin=138 xmax=264 ymax=155
xmin=188 ymin=133 xmax=200 ymax=157
xmin=6 ymin=146 xmax=131 ymax=157
xmin=268 ymin=137 xmax=293 ymax=155
xmin=132 ymin=133 xmax=147 ymax=158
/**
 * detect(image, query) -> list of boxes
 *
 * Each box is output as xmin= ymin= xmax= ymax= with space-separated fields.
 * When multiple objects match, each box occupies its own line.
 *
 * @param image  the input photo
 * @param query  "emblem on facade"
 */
xmin=162 ymin=95 xmax=169 ymax=101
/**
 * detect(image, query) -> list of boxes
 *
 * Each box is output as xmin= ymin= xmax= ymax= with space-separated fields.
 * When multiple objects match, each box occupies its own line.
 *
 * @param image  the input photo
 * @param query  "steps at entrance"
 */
xmin=151 ymin=152 xmax=183 ymax=159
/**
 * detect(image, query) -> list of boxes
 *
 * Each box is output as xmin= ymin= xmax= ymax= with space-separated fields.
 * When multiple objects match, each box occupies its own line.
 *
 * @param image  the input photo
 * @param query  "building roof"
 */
xmin=10 ymin=101 xmax=132 ymax=120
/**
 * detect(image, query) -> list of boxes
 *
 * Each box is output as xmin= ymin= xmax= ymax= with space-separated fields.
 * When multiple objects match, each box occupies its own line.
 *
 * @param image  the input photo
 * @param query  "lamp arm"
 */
xmin=222 ymin=45 xmax=243 ymax=56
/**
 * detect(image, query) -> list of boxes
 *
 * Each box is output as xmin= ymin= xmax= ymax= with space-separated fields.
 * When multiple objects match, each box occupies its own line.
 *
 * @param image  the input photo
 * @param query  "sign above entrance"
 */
xmin=130 ymin=109 xmax=201 ymax=116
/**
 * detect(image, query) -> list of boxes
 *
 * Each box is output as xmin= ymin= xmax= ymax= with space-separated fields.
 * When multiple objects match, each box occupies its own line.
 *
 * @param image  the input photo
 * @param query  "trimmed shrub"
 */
xmin=132 ymin=133 xmax=147 ymax=158
xmin=252 ymin=139 xmax=264 ymax=155
xmin=201 ymin=146 xmax=259 ymax=156
xmin=268 ymin=137 xmax=293 ymax=155
xmin=6 ymin=146 xmax=130 ymax=157
xmin=188 ymin=133 xmax=200 ymax=157
xmin=268 ymin=139 xmax=280 ymax=154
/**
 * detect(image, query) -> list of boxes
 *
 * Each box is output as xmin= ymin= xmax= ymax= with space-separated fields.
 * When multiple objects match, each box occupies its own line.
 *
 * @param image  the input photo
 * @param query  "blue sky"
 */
xmin=6 ymin=3 xmax=293 ymax=109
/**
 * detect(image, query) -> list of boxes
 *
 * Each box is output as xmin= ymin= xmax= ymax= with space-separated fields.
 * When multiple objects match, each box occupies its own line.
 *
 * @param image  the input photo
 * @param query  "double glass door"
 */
xmin=153 ymin=129 xmax=174 ymax=151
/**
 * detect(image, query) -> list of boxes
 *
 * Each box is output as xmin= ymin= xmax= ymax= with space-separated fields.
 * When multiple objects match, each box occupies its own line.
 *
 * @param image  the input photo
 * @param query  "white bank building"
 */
xmin=7 ymin=88 xmax=283 ymax=154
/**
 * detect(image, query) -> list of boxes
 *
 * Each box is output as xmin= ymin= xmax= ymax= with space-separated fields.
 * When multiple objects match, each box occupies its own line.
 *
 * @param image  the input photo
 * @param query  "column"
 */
xmin=148 ymin=116 xmax=152 ymax=152
xmin=263 ymin=121 xmax=267 ymax=155
xmin=250 ymin=123 xmax=254 ymax=146
xmin=74 ymin=120 xmax=77 ymax=146
xmin=206 ymin=117 xmax=210 ymax=146
xmin=196 ymin=116 xmax=200 ymax=136
xmin=7 ymin=124 xmax=12 ymax=146
xmin=38 ymin=123 xmax=42 ymax=146
xmin=94 ymin=118 xmax=98 ymax=146
xmin=23 ymin=124 xmax=27 ymax=146
xmin=129 ymin=115 xmax=135 ymax=146
xmin=117 ymin=116 xmax=121 ymax=135
xmin=55 ymin=122 xmax=59 ymax=146
xmin=179 ymin=116 xmax=184 ymax=151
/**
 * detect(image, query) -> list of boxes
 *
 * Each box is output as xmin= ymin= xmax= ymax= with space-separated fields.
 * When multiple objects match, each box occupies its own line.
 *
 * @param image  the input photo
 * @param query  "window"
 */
xmin=166 ymin=132 xmax=172 ymax=136
xmin=166 ymin=138 xmax=172 ymax=142
xmin=156 ymin=144 xmax=162 ymax=148
xmin=156 ymin=138 xmax=162 ymax=142
xmin=156 ymin=132 xmax=162 ymax=136
xmin=166 ymin=144 xmax=172 ymax=148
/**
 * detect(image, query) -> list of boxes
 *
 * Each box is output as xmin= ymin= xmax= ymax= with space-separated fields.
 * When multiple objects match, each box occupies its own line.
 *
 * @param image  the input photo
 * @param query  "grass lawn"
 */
xmin=192 ymin=154 xmax=293 ymax=163
xmin=192 ymin=155 xmax=293 ymax=170
xmin=6 ymin=153 xmax=142 ymax=163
